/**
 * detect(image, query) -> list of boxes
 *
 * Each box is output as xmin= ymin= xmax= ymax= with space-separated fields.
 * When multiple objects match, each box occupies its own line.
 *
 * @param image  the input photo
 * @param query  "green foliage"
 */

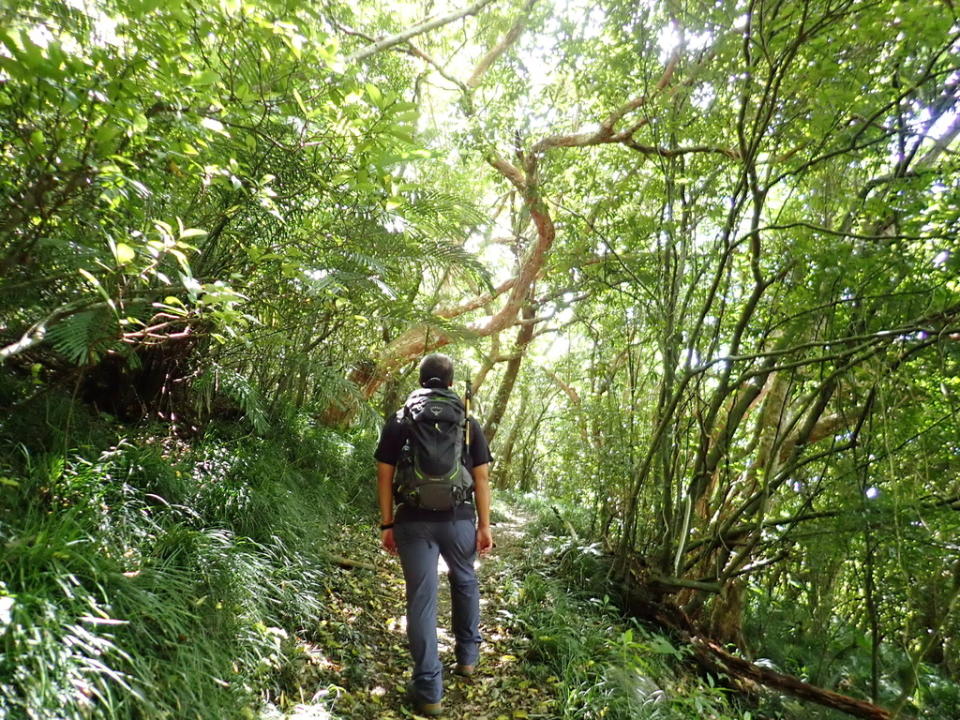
xmin=2 ymin=0 xmax=959 ymax=716
xmin=469 ymin=0 xmax=960 ymax=713
xmin=194 ymin=364 xmax=269 ymax=434
xmin=0 ymin=392 xmax=375 ymax=720
xmin=0 ymin=0 xmax=490 ymax=430
xmin=511 ymin=551 xmax=752 ymax=720
xmin=45 ymin=308 xmax=123 ymax=366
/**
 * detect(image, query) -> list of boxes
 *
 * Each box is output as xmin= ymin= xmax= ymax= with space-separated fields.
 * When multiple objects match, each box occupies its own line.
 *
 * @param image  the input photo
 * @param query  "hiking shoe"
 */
xmin=405 ymin=685 xmax=443 ymax=716
xmin=414 ymin=700 xmax=443 ymax=717
xmin=453 ymin=663 xmax=475 ymax=677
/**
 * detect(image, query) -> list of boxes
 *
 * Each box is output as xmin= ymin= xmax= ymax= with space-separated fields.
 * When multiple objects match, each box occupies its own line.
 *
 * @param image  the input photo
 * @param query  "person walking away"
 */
xmin=375 ymin=353 xmax=493 ymax=717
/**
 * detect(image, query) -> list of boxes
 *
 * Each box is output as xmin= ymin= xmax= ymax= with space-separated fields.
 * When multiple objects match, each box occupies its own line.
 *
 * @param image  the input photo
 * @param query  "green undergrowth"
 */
xmin=0 ymin=388 xmax=375 ymax=720
xmin=505 ymin=493 xmax=960 ymax=720
xmin=501 ymin=492 xmax=761 ymax=720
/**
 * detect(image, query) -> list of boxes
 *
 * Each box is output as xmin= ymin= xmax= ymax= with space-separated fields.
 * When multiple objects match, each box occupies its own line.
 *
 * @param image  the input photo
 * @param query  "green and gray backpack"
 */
xmin=394 ymin=387 xmax=474 ymax=511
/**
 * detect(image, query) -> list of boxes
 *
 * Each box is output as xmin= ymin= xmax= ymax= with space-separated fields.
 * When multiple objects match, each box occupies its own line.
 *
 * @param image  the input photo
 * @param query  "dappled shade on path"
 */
xmin=267 ymin=508 xmax=553 ymax=719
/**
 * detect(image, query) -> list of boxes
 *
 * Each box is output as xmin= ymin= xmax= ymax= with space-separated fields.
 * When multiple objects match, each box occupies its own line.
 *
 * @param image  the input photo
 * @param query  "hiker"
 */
xmin=375 ymin=353 xmax=493 ymax=717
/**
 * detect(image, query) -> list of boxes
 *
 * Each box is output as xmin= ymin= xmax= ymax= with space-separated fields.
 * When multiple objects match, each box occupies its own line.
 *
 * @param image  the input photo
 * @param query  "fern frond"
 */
xmin=304 ymin=268 xmax=398 ymax=300
xmin=399 ymin=190 xmax=487 ymax=236
xmin=46 ymin=309 xmax=121 ymax=365
xmin=194 ymin=365 xmax=269 ymax=433
xmin=411 ymin=236 xmax=493 ymax=291
xmin=305 ymin=362 xmax=380 ymax=426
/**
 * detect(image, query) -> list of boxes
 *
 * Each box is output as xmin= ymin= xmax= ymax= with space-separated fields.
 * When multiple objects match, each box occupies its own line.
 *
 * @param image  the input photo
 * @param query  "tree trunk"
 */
xmin=493 ymin=392 xmax=527 ymax=489
xmin=483 ymin=298 xmax=536 ymax=442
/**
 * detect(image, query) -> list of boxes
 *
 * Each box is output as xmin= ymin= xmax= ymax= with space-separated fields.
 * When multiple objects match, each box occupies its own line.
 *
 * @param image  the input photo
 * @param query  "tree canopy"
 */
xmin=2 ymin=0 xmax=959 ymax=717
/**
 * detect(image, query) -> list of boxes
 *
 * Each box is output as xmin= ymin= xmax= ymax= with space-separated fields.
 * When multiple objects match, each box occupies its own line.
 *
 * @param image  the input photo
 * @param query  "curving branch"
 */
xmin=527 ymin=50 xmax=738 ymax=159
xmin=329 ymin=13 xmax=710 ymax=416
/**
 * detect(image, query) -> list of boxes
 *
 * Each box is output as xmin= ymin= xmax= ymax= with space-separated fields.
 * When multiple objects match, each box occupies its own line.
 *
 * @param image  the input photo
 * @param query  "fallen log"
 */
xmin=620 ymin=583 xmax=894 ymax=720
xmin=690 ymin=637 xmax=892 ymax=720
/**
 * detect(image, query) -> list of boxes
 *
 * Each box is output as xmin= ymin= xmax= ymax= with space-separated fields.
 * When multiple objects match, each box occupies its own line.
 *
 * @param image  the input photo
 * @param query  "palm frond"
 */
xmin=306 ymin=362 xmax=381 ymax=427
xmin=410 ymin=236 xmax=493 ymax=290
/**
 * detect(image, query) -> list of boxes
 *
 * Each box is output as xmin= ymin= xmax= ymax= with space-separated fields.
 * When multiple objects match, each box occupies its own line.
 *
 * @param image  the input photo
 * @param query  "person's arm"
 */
xmin=377 ymin=461 xmax=397 ymax=555
xmin=472 ymin=462 xmax=493 ymax=554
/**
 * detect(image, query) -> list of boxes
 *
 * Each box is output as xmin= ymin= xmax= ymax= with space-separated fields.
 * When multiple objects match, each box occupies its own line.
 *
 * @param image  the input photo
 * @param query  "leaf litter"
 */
xmin=266 ymin=511 xmax=556 ymax=720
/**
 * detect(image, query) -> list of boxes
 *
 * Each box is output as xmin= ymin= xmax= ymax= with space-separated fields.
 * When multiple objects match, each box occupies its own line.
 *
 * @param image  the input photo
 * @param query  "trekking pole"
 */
xmin=464 ymin=378 xmax=472 ymax=451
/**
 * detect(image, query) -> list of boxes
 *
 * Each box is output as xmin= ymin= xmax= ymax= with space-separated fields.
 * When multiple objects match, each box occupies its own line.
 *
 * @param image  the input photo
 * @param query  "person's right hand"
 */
xmin=476 ymin=526 xmax=493 ymax=555
xmin=381 ymin=528 xmax=398 ymax=555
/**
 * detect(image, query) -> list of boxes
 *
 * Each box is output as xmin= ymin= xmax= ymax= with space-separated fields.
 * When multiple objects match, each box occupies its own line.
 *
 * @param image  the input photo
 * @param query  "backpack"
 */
xmin=393 ymin=386 xmax=474 ymax=511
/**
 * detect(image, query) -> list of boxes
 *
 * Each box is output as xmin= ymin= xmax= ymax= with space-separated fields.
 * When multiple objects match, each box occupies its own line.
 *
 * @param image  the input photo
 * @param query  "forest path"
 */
xmin=268 ymin=506 xmax=555 ymax=720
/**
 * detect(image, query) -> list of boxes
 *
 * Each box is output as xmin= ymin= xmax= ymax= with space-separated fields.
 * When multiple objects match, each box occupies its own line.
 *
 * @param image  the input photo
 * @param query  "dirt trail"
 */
xmin=270 ymin=507 xmax=555 ymax=720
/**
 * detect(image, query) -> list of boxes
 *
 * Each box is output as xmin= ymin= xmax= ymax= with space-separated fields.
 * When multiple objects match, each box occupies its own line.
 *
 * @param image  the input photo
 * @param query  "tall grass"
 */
xmin=0 ymin=394 xmax=374 ymax=720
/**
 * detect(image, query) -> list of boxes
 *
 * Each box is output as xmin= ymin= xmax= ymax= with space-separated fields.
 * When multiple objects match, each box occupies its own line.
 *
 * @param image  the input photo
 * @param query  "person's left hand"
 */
xmin=476 ymin=526 xmax=493 ymax=555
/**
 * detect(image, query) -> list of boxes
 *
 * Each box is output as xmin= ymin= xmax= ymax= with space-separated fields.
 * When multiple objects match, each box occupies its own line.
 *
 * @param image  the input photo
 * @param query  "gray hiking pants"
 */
xmin=394 ymin=517 xmax=482 ymax=703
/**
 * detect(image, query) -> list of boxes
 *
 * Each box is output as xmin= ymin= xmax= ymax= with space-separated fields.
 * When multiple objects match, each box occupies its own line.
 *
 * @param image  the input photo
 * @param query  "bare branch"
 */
xmin=528 ymin=54 xmax=682 ymax=154
xmin=529 ymin=47 xmax=725 ymax=156
xmin=543 ymin=368 xmax=580 ymax=405
xmin=436 ymin=275 xmax=518 ymax=319
xmin=404 ymin=43 xmax=469 ymax=91
xmin=623 ymin=140 xmax=739 ymax=158
xmin=651 ymin=574 xmax=722 ymax=593
xmin=466 ymin=0 xmax=539 ymax=88
xmin=344 ymin=0 xmax=501 ymax=63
